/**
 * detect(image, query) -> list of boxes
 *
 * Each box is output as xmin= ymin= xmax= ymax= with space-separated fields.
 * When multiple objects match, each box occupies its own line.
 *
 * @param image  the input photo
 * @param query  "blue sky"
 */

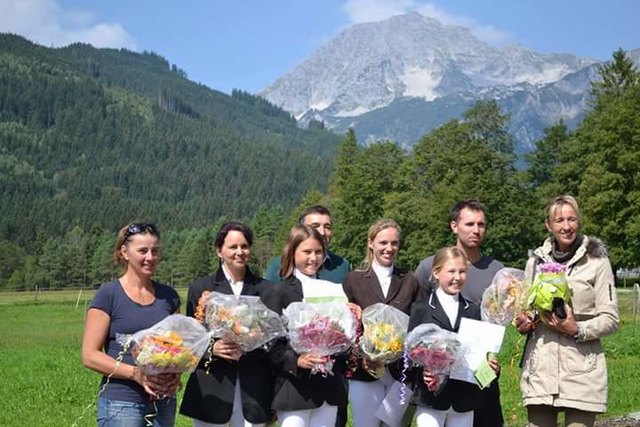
xmin=1 ymin=0 xmax=638 ymax=94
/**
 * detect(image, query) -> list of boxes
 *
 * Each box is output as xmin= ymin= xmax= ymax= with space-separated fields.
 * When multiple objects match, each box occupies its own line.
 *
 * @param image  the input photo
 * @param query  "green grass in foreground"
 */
xmin=0 ymin=289 xmax=637 ymax=426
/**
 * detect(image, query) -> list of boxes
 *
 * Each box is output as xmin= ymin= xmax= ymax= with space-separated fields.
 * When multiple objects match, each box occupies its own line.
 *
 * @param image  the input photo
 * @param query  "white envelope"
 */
xmin=449 ymin=317 xmax=505 ymax=384
xmin=301 ymin=278 xmax=348 ymax=303
xmin=374 ymin=380 xmax=414 ymax=427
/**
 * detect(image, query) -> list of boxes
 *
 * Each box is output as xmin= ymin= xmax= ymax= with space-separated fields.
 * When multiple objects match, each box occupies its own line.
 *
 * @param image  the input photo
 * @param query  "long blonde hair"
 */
xmin=362 ymin=219 xmax=401 ymax=270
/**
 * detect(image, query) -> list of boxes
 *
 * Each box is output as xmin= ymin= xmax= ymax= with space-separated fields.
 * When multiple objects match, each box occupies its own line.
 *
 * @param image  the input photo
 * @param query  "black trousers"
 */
xmin=473 ymin=381 xmax=504 ymax=427
xmin=335 ymin=376 xmax=348 ymax=427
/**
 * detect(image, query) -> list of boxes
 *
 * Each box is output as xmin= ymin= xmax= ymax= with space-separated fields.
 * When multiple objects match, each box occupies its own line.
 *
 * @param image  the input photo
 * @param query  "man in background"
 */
xmin=265 ymin=205 xmax=351 ymax=284
xmin=415 ymin=199 xmax=505 ymax=427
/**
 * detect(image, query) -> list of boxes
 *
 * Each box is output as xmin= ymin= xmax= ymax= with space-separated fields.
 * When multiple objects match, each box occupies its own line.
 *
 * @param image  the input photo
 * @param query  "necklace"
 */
xmin=120 ymin=276 xmax=156 ymax=305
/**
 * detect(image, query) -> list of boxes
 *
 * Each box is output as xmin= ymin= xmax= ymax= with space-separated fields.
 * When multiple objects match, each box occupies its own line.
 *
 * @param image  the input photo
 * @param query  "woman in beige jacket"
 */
xmin=516 ymin=195 xmax=619 ymax=427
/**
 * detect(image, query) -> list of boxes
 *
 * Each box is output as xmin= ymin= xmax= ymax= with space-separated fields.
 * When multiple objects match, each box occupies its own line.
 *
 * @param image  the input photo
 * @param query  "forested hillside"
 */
xmin=0 ymin=34 xmax=340 ymax=246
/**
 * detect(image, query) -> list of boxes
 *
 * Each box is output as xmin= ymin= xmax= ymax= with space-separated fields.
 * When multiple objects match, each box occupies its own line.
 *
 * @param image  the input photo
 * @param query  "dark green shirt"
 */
xmin=264 ymin=252 xmax=351 ymax=284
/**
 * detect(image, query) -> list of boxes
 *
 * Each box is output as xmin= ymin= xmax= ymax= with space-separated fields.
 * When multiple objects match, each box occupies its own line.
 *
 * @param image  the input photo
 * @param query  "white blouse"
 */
xmin=372 ymin=261 xmax=393 ymax=298
xmin=222 ymin=264 xmax=244 ymax=297
xmin=436 ymin=286 xmax=460 ymax=327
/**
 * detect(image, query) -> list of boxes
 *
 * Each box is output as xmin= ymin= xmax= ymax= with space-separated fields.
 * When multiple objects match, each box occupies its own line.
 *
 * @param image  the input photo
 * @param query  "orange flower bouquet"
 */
xmin=121 ymin=314 xmax=210 ymax=375
xmin=204 ymin=291 xmax=285 ymax=352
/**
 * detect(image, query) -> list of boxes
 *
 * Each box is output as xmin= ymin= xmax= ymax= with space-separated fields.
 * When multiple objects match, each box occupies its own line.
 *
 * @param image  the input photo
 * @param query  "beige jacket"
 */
xmin=521 ymin=236 xmax=619 ymax=413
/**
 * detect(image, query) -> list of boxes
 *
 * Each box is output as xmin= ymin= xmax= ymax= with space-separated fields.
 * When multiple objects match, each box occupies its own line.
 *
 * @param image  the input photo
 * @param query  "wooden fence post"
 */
xmin=75 ymin=288 xmax=83 ymax=309
xmin=633 ymin=283 xmax=639 ymax=325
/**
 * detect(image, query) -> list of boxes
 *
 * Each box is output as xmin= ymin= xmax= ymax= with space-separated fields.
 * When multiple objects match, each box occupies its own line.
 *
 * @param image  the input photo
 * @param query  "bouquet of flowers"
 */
xmin=359 ymin=303 xmax=409 ymax=365
xmin=481 ymin=268 xmax=528 ymax=325
xmin=404 ymin=324 xmax=461 ymax=393
xmin=283 ymin=301 xmax=357 ymax=375
xmin=120 ymin=314 xmax=210 ymax=376
xmin=204 ymin=291 xmax=285 ymax=352
xmin=527 ymin=262 xmax=571 ymax=319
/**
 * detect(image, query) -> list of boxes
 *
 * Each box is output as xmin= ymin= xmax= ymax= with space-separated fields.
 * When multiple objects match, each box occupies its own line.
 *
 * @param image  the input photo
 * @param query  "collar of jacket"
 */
xmin=211 ymin=267 xmax=259 ymax=292
xmin=363 ymin=265 xmax=407 ymax=302
xmin=284 ymin=275 xmax=304 ymax=299
xmin=323 ymin=251 xmax=340 ymax=268
xmin=535 ymin=235 xmax=608 ymax=269
xmin=361 ymin=265 xmax=406 ymax=279
xmin=427 ymin=290 xmax=470 ymax=311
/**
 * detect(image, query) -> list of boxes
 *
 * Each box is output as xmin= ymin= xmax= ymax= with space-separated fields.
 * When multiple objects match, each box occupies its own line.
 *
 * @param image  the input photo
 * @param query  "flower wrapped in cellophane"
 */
xmin=481 ymin=268 xmax=528 ymax=325
xmin=404 ymin=324 xmax=461 ymax=393
xmin=120 ymin=314 xmax=210 ymax=376
xmin=283 ymin=301 xmax=357 ymax=375
xmin=527 ymin=262 xmax=571 ymax=319
xmin=360 ymin=303 xmax=409 ymax=364
xmin=204 ymin=291 xmax=285 ymax=352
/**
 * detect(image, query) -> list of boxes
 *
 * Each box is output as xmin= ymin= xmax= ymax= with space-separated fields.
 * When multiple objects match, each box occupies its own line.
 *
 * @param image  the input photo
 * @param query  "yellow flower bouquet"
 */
xmin=359 ymin=303 xmax=409 ymax=364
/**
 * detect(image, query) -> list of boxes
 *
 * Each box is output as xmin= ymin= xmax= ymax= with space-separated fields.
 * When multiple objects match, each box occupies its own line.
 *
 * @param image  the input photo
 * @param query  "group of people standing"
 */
xmin=82 ymin=196 xmax=619 ymax=427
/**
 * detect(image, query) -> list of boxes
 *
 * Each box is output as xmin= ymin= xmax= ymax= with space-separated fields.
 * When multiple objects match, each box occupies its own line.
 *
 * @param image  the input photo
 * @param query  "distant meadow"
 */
xmin=0 ymin=288 xmax=638 ymax=426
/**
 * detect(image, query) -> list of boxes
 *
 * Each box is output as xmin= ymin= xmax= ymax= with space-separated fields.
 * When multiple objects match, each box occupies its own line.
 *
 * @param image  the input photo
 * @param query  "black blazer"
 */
xmin=179 ymin=268 xmax=275 ymax=424
xmin=262 ymin=276 xmax=348 ymax=411
xmin=343 ymin=267 xmax=420 ymax=381
xmin=408 ymin=291 xmax=481 ymax=412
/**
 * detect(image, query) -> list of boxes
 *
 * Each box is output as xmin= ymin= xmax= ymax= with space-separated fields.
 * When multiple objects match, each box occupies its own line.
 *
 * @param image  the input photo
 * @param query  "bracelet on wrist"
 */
xmin=572 ymin=324 xmax=585 ymax=342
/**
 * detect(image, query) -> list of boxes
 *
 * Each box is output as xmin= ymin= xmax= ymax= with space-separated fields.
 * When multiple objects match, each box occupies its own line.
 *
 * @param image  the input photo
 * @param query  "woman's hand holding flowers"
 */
xmin=362 ymin=357 xmax=384 ymax=378
xmin=133 ymin=368 xmax=181 ymax=398
xmin=422 ymin=369 xmax=439 ymax=391
xmin=347 ymin=303 xmax=362 ymax=321
xmin=515 ymin=312 xmax=536 ymax=334
xmin=297 ymin=353 xmax=329 ymax=370
xmin=212 ymin=339 xmax=242 ymax=361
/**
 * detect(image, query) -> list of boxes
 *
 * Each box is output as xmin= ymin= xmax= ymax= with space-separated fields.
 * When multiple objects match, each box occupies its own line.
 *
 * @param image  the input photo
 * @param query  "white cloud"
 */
xmin=342 ymin=0 xmax=416 ymax=23
xmin=0 ymin=0 xmax=136 ymax=49
xmin=342 ymin=0 xmax=514 ymax=45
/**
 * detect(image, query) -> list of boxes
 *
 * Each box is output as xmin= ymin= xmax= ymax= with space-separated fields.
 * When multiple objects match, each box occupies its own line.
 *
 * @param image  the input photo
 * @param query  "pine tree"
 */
xmin=551 ymin=49 xmax=640 ymax=266
xmin=592 ymin=48 xmax=640 ymax=99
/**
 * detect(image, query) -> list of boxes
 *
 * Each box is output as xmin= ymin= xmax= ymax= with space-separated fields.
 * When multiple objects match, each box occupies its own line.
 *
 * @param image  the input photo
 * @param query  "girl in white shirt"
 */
xmin=407 ymin=247 xmax=499 ymax=427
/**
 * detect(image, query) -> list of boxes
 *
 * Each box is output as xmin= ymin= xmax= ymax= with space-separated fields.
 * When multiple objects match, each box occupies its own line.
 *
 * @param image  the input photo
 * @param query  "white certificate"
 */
xmin=301 ymin=278 xmax=348 ymax=303
xmin=449 ymin=317 xmax=505 ymax=384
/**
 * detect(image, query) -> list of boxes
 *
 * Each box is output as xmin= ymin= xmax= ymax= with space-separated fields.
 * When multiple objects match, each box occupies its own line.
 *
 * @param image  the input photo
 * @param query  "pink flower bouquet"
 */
xmin=527 ymin=262 xmax=571 ymax=319
xmin=283 ymin=301 xmax=357 ymax=375
xmin=404 ymin=324 xmax=461 ymax=393
xmin=204 ymin=292 xmax=285 ymax=352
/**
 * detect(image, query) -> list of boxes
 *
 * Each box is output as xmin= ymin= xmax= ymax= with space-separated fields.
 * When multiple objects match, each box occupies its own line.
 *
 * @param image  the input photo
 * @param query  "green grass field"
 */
xmin=0 ymin=288 xmax=638 ymax=426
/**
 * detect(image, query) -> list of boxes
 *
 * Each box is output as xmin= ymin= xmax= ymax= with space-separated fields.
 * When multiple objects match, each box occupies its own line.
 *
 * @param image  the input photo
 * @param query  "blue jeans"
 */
xmin=97 ymin=397 xmax=176 ymax=427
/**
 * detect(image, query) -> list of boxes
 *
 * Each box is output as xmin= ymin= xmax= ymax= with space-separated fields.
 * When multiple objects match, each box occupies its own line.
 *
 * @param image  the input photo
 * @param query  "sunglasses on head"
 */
xmin=124 ymin=223 xmax=160 ymax=240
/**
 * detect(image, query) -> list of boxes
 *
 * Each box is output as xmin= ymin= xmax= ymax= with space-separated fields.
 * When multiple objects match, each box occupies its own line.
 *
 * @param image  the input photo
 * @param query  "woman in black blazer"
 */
xmin=262 ymin=224 xmax=349 ymax=427
xmin=408 ymin=247 xmax=499 ymax=427
xmin=343 ymin=218 xmax=420 ymax=427
xmin=179 ymin=222 xmax=274 ymax=427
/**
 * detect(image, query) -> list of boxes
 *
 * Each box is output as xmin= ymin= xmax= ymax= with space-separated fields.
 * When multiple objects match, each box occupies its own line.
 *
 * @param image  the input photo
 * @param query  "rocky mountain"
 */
xmin=260 ymin=12 xmax=637 ymax=152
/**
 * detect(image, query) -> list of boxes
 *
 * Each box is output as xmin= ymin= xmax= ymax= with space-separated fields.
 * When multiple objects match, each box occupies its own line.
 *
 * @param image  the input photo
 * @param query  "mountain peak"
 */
xmin=260 ymin=12 xmax=593 ymax=119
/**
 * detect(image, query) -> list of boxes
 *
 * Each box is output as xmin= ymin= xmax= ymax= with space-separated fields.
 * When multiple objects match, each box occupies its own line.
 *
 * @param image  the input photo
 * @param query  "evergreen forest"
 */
xmin=1 ymin=34 xmax=639 ymax=290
